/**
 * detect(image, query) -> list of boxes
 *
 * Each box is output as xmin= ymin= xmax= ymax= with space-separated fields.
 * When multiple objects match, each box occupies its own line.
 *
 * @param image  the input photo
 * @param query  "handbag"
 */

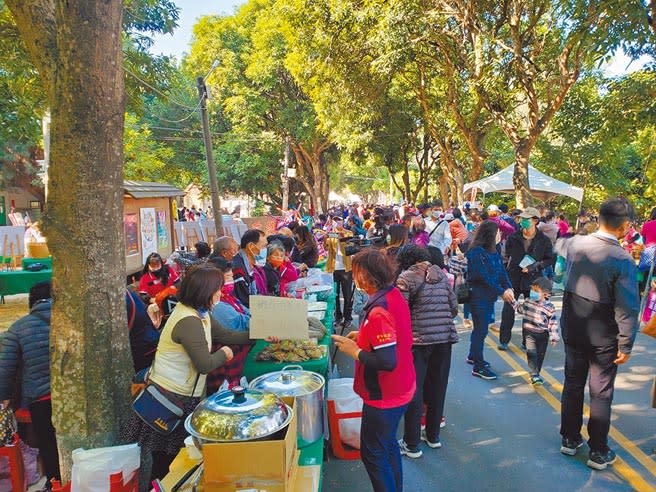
xmin=132 ymin=372 xmax=200 ymax=436
xmin=456 ymin=281 xmax=471 ymax=304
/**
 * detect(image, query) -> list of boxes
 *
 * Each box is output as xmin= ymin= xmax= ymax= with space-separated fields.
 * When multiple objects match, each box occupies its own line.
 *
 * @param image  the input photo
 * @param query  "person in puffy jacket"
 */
xmin=395 ymin=245 xmax=458 ymax=458
xmin=0 ymin=281 xmax=60 ymax=484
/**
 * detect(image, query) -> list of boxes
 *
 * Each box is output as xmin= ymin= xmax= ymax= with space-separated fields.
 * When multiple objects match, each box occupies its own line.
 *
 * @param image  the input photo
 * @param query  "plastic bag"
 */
xmin=327 ymin=378 xmax=363 ymax=450
xmin=71 ymin=443 xmax=140 ymax=492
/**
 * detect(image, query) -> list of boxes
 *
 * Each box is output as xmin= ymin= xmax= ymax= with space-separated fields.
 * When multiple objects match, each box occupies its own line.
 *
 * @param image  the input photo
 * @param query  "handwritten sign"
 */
xmin=249 ymin=295 xmax=309 ymax=340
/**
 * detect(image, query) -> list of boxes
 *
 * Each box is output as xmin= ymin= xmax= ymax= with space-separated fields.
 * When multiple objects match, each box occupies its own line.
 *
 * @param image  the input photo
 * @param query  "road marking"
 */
xmin=489 ymin=331 xmax=656 ymax=483
xmin=484 ymin=336 xmax=654 ymax=491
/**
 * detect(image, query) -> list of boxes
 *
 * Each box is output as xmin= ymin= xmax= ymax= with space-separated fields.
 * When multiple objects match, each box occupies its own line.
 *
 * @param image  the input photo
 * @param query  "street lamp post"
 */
xmin=197 ymin=70 xmax=222 ymax=235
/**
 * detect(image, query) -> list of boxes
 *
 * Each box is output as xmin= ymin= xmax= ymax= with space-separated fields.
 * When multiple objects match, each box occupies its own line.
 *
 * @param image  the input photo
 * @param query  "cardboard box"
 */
xmin=203 ymin=397 xmax=298 ymax=491
xmin=293 ymin=465 xmax=321 ymax=492
xmin=203 ymin=451 xmax=299 ymax=492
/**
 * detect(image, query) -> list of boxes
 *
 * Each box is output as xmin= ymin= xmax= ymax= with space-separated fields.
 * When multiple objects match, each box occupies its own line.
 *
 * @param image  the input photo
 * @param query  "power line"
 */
xmin=124 ymin=66 xmax=198 ymax=110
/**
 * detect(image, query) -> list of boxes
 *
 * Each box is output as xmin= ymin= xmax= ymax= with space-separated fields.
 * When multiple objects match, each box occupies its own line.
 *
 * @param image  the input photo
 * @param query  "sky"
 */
xmin=150 ymin=1 xmax=648 ymax=75
xmin=149 ymin=0 xmax=245 ymax=59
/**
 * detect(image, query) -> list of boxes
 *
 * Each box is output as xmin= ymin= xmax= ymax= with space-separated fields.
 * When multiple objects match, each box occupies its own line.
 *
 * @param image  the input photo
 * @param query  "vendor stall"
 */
xmin=161 ymin=284 xmax=336 ymax=492
xmin=0 ymin=268 xmax=52 ymax=302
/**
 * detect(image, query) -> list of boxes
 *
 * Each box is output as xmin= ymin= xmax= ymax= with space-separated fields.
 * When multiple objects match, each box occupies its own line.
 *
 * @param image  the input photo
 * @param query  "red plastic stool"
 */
xmin=0 ymin=433 xmax=27 ymax=492
xmin=327 ymin=400 xmax=361 ymax=460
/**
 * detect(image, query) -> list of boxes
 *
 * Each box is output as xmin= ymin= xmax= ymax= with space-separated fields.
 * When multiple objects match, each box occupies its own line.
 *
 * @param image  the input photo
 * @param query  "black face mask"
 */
xmin=149 ymin=267 xmax=163 ymax=276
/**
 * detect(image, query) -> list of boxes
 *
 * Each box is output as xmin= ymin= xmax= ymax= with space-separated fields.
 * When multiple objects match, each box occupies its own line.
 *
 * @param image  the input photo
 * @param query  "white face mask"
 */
xmin=255 ymin=247 xmax=267 ymax=266
xmin=386 ymin=235 xmax=391 ymax=244
xmin=529 ymin=290 xmax=541 ymax=301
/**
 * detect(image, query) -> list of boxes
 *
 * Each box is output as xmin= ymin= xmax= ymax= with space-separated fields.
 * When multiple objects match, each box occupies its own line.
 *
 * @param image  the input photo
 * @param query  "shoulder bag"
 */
xmin=132 ymin=370 xmax=200 ymax=435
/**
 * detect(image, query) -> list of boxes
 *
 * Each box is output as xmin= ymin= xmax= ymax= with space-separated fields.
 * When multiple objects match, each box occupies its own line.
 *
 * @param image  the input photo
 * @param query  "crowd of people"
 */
xmin=0 ymin=196 xmax=654 ymax=492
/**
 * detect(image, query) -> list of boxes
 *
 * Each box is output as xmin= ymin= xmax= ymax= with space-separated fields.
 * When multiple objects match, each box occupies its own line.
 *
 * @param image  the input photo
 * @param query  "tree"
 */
xmin=434 ymin=0 xmax=632 ymax=207
xmin=6 ymin=0 xmax=130 ymax=480
xmin=186 ymin=1 xmax=333 ymax=212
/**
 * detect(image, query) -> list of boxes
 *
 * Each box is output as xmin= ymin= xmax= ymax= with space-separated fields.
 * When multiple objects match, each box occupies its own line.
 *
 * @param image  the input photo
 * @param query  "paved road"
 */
xmin=323 ymin=296 xmax=656 ymax=492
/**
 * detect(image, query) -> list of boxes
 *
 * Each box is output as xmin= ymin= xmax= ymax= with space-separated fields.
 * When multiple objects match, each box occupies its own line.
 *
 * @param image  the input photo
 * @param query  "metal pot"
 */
xmin=249 ymin=365 xmax=325 ymax=447
xmin=184 ymin=386 xmax=292 ymax=448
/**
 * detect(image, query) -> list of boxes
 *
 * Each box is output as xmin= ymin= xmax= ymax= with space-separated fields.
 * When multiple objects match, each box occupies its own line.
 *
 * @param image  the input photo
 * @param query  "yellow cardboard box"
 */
xmin=202 ymin=397 xmax=298 ymax=492
xmin=293 ymin=465 xmax=321 ymax=492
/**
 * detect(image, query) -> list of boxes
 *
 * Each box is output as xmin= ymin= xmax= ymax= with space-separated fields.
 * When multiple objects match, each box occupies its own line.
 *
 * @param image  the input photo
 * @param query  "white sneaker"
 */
xmin=398 ymin=439 xmax=423 ymax=458
xmin=421 ymin=430 xmax=442 ymax=449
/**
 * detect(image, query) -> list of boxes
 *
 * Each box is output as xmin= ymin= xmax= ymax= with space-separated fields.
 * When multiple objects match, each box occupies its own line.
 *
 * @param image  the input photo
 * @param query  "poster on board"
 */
xmin=157 ymin=210 xmax=168 ymax=248
xmin=124 ymin=213 xmax=139 ymax=256
xmin=140 ymin=207 xmax=157 ymax=263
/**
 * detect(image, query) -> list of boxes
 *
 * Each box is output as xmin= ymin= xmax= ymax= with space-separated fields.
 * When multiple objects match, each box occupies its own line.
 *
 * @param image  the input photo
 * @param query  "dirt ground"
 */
xmin=0 ymin=294 xmax=29 ymax=332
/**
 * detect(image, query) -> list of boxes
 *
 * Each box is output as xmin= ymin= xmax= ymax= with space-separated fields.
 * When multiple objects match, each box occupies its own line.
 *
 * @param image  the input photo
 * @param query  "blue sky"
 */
xmin=149 ymin=0 xmax=245 ymax=59
xmin=149 ymin=0 xmax=647 ymax=76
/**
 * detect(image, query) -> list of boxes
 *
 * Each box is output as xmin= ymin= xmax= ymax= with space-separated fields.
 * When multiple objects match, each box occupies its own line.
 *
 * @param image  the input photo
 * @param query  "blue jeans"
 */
xmin=463 ymin=303 xmax=471 ymax=320
xmin=469 ymin=297 xmax=495 ymax=369
xmin=361 ymin=403 xmax=408 ymax=492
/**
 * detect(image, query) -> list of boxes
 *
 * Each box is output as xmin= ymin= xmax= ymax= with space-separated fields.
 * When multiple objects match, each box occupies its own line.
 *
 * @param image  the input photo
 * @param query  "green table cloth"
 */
xmin=0 ymin=269 xmax=52 ymax=296
xmin=22 ymin=257 xmax=53 ymax=269
xmin=243 ymin=290 xmax=335 ymax=382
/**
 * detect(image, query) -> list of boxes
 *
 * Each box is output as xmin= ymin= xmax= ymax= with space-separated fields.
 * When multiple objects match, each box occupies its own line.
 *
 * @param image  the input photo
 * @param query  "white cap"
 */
xmin=487 ymin=204 xmax=499 ymax=212
xmin=443 ymin=213 xmax=455 ymax=221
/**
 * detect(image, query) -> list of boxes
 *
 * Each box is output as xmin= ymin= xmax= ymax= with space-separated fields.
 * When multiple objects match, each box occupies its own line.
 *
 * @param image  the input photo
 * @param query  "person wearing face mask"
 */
xmin=232 ymin=228 xmax=267 ymax=308
xmin=424 ymin=201 xmax=452 ymax=255
xmin=138 ymin=252 xmax=180 ymax=305
xmin=122 ymin=264 xmax=252 ymax=483
xmin=207 ymin=257 xmax=253 ymax=394
xmin=497 ymin=207 xmax=555 ymax=351
xmin=332 ymin=249 xmax=415 ymax=492
xmin=514 ymin=277 xmax=559 ymax=386
xmin=465 ymin=221 xmax=514 ymax=380
xmin=556 ymin=197 xmax=640 ymax=471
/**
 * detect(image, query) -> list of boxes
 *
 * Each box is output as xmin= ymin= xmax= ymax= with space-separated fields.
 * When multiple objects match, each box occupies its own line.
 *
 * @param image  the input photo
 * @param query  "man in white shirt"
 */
xmin=424 ymin=201 xmax=452 ymax=254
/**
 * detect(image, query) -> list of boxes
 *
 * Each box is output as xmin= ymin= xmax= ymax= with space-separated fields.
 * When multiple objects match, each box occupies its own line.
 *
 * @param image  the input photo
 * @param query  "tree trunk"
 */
xmin=514 ymin=142 xmax=533 ymax=208
xmin=291 ymin=142 xmax=329 ymax=214
xmin=438 ymin=175 xmax=449 ymax=207
xmin=7 ymin=0 xmax=131 ymax=481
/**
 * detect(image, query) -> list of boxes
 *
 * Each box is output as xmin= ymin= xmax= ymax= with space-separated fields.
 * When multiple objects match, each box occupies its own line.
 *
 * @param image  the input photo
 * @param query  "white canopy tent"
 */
xmin=463 ymin=164 xmax=584 ymax=202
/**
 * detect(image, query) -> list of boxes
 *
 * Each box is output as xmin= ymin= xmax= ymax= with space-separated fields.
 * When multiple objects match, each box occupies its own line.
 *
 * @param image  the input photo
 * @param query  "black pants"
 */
xmin=333 ymin=270 xmax=353 ymax=323
xmin=499 ymin=287 xmax=530 ymax=344
xmin=361 ymin=403 xmax=408 ymax=492
xmin=403 ymin=344 xmax=452 ymax=447
xmin=524 ymin=329 xmax=549 ymax=376
xmin=28 ymin=399 xmax=61 ymax=482
xmin=560 ymin=343 xmax=618 ymax=453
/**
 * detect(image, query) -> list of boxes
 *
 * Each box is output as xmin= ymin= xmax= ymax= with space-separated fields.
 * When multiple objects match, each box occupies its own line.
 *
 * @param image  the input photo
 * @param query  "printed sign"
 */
xmin=249 ymin=296 xmax=309 ymax=339
xmin=124 ymin=213 xmax=139 ymax=256
xmin=157 ymin=210 xmax=168 ymax=248
xmin=140 ymin=208 xmax=157 ymax=263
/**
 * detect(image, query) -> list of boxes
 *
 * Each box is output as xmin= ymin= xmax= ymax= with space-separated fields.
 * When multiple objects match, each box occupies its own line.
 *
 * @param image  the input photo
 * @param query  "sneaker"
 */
xmin=334 ymin=318 xmax=344 ymax=328
xmin=466 ymin=357 xmax=491 ymax=367
xmin=398 ymin=439 xmax=422 ymax=458
xmin=472 ymin=367 xmax=497 ymax=380
xmin=462 ymin=319 xmax=473 ymax=329
xmin=342 ymin=320 xmax=353 ymax=331
xmin=421 ymin=430 xmax=442 ymax=449
xmin=497 ymin=343 xmax=509 ymax=351
xmin=489 ymin=323 xmax=500 ymax=332
xmin=587 ymin=449 xmax=617 ymax=470
xmin=560 ymin=436 xmax=584 ymax=456
xmin=531 ymin=375 xmax=544 ymax=386
xmin=440 ymin=416 xmax=446 ymax=428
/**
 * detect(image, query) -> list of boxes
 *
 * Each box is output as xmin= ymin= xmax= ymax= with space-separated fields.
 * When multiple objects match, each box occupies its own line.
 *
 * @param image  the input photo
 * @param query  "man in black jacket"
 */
xmin=498 ymin=207 xmax=555 ymax=350
xmin=232 ymin=229 xmax=267 ymax=308
xmin=557 ymin=198 xmax=639 ymax=470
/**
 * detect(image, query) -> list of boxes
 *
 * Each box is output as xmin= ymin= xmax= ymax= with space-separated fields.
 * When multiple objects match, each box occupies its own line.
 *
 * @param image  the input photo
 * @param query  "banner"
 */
xmin=157 ymin=210 xmax=168 ymax=248
xmin=124 ymin=214 xmax=138 ymax=256
xmin=140 ymin=208 xmax=157 ymax=263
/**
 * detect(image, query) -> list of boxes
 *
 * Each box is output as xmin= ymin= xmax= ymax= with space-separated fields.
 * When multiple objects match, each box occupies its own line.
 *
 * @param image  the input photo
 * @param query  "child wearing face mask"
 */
xmin=514 ymin=277 xmax=559 ymax=386
xmin=138 ymin=252 xmax=180 ymax=304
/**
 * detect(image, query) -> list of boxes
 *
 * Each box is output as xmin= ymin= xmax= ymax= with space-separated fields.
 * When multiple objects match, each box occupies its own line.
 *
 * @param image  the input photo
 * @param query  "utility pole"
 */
xmin=197 ymin=76 xmax=223 ymax=234
xmin=281 ymin=136 xmax=291 ymax=211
